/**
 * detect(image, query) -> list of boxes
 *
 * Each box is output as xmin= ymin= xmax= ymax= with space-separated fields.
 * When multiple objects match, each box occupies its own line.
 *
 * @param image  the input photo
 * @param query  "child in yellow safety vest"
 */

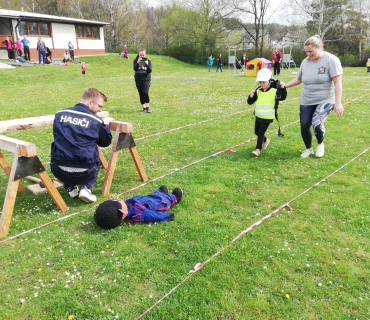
xmin=248 ymin=68 xmax=287 ymax=157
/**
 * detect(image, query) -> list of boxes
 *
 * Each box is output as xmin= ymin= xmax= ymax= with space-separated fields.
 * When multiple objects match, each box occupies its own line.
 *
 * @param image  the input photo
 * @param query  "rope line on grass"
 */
xmin=135 ymin=144 xmax=370 ymax=319
xmin=0 ymin=119 xmax=300 ymax=244
xmin=0 ymin=92 xmax=369 ymax=243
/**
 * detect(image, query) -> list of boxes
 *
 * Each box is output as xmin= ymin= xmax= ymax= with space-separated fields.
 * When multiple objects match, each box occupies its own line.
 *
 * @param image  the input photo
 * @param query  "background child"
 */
xmin=248 ymin=68 xmax=287 ymax=157
xmin=94 ymin=186 xmax=183 ymax=229
xmin=367 ymin=59 xmax=370 ymax=74
xmin=82 ymin=62 xmax=86 ymax=76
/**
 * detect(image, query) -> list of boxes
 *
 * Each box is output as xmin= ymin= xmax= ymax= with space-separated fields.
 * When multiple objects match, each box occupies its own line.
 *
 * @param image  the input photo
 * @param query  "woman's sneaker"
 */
xmin=315 ymin=144 xmax=325 ymax=158
xmin=252 ymin=149 xmax=260 ymax=157
xmin=79 ymin=186 xmax=96 ymax=203
xmin=172 ymin=188 xmax=183 ymax=203
xmin=301 ymin=149 xmax=314 ymax=158
xmin=262 ymin=139 xmax=270 ymax=149
xmin=67 ymin=186 xmax=79 ymax=198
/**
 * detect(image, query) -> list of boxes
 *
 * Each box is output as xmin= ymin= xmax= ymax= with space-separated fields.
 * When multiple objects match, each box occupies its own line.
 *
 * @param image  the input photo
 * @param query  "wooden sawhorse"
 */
xmin=101 ymin=121 xmax=148 ymax=195
xmin=0 ymin=135 xmax=68 ymax=238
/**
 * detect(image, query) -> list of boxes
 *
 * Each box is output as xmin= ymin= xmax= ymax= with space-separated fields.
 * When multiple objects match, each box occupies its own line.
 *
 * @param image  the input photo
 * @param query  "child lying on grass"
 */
xmin=94 ymin=186 xmax=183 ymax=229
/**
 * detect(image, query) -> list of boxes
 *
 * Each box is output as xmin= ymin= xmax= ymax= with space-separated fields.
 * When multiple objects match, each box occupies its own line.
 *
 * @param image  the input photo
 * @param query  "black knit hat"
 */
xmin=94 ymin=200 xmax=123 ymax=229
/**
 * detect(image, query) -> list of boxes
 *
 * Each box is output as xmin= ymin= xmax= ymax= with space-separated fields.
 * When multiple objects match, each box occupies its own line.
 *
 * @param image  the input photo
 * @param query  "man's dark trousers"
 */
xmin=274 ymin=62 xmax=281 ymax=76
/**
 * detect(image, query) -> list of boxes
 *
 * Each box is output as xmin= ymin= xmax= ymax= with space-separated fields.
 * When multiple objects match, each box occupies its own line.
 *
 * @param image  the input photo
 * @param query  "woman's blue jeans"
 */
xmin=216 ymin=63 xmax=222 ymax=72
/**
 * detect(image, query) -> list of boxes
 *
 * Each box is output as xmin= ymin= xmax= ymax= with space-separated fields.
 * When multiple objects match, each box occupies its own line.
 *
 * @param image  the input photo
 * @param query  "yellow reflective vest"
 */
xmin=254 ymin=88 xmax=276 ymax=120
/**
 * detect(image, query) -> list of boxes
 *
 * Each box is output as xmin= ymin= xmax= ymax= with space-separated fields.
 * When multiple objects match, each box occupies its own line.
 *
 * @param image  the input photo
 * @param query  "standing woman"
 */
xmin=133 ymin=48 xmax=152 ymax=113
xmin=216 ymin=53 xmax=223 ymax=73
xmin=68 ymin=41 xmax=75 ymax=62
xmin=2 ymin=37 xmax=13 ymax=60
xmin=282 ymin=36 xmax=344 ymax=158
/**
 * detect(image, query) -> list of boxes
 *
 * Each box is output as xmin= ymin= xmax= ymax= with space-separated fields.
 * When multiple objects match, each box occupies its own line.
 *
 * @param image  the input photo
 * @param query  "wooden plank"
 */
xmin=0 ymin=111 xmax=110 ymax=133
xmin=0 ymin=151 xmax=25 ymax=192
xmin=98 ymin=146 xmax=108 ymax=170
xmin=101 ymin=124 xmax=121 ymax=196
xmin=109 ymin=121 xmax=133 ymax=133
xmin=27 ymin=180 xmax=63 ymax=195
xmin=37 ymin=171 xmax=68 ymax=212
xmin=129 ymin=146 xmax=148 ymax=182
xmin=0 ymin=135 xmax=37 ymax=157
xmin=0 ymin=152 xmax=20 ymax=238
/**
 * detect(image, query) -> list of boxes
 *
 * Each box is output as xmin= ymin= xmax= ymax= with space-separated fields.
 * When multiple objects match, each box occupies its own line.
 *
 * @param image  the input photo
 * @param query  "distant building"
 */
xmin=0 ymin=9 xmax=109 ymax=60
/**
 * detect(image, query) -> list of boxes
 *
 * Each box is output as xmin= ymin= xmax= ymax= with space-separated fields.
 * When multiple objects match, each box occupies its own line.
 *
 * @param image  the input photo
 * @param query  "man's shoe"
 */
xmin=146 ymin=108 xmax=152 ymax=113
xmin=159 ymin=185 xmax=169 ymax=193
xmin=172 ymin=188 xmax=183 ymax=203
xmin=301 ymin=149 xmax=314 ymax=158
xmin=252 ymin=149 xmax=260 ymax=157
xmin=262 ymin=139 xmax=270 ymax=149
xmin=67 ymin=186 xmax=79 ymax=198
xmin=316 ymin=144 xmax=325 ymax=158
xmin=79 ymin=186 xmax=97 ymax=203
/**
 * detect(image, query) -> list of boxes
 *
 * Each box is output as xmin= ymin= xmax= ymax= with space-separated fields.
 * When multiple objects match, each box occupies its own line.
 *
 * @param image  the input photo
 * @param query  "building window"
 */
xmin=76 ymin=25 xmax=100 ymax=39
xmin=18 ymin=21 xmax=50 ymax=36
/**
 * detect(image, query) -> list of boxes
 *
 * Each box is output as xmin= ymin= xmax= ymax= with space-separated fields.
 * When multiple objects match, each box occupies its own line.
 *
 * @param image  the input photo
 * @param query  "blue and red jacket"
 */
xmin=51 ymin=103 xmax=112 ymax=168
xmin=125 ymin=190 xmax=177 ymax=222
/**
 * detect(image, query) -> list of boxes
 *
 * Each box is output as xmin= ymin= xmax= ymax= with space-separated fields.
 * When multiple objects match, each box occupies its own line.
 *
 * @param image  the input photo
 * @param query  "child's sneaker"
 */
xmin=159 ymin=185 xmax=169 ymax=193
xmin=146 ymin=108 xmax=152 ymax=113
xmin=252 ymin=149 xmax=260 ymax=157
xmin=301 ymin=149 xmax=314 ymax=158
xmin=315 ymin=144 xmax=325 ymax=158
xmin=262 ymin=139 xmax=270 ymax=149
xmin=67 ymin=186 xmax=79 ymax=198
xmin=79 ymin=186 xmax=96 ymax=203
xmin=172 ymin=188 xmax=183 ymax=203
xmin=141 ymin=108 xmax=146 ymax=113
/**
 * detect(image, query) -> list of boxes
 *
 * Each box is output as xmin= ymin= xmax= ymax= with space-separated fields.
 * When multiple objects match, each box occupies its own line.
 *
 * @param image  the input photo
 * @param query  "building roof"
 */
xmin=0 ymin=9 xmax=109 ymax=25
xmin=248 ymin=58 xmax=272 ymax=64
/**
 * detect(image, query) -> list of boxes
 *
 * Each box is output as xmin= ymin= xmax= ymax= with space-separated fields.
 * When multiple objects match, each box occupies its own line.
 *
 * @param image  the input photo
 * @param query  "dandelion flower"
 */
xmin=285 ymin=294 xmax=290 ymax=299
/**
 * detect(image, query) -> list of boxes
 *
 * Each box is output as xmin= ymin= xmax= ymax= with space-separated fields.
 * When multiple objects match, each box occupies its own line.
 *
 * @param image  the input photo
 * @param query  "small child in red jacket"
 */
xmin=81 ymin=62 xmax=86 ymax=76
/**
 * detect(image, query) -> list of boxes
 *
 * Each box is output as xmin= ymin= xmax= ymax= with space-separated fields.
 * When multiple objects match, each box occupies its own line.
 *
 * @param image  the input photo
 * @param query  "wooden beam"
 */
xmin=0 ymin=151 xmax=20 ymax=238
xmin=0 ymin=111 xmax=109 ymax=133
xmin=109 ymin=121 xmax=133 ymax=133
xmin=129 ymin=146 xmax=148 ymax=182
xmin=98 ymin=146 xmax=108 ymax=169
xmin=0 ymin=135 xmax=37 ymax=157
xmin=101 ymin=125 xmax=122 ymax=196
xmin=37 ymin=171 xmax=68 ymax=212
xmin=0 ymin=151 xmax=25 ymax=192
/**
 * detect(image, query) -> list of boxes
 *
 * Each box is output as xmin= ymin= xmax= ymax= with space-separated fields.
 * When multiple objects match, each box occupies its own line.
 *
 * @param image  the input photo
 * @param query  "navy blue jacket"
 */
xmin=51 ymin=103 xmax=112 ymax=168
xmin=125 ymin=190 xmax=177 ymax=222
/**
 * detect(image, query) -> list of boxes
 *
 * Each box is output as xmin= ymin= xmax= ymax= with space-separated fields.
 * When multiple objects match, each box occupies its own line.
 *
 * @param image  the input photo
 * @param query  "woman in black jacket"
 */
xmin=133 ymin=48 xmax=152 ymax=113
xmin=2 ymin=37 xmax=13 ymax=60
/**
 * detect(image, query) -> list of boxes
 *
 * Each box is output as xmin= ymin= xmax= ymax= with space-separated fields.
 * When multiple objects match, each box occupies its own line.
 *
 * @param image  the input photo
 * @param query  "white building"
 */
xmin=0 ymin=9 xmax=109 ymax=59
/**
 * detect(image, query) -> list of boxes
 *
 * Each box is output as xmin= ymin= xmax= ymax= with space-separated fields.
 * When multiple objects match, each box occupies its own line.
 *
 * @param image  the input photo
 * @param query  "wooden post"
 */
xmin=0 ymin=151 xmax=25 ymax=193
xmin=98 ymin=146 xmax=108 ymax=170
xmin=0 ymin=150 xmax=20 ymax=238
xmin=101 ymin=124 xmax=121 ymax=196
xmin=129 ymin=146 xmax=148 ymax=181
xmin=37 ymin=171 xmax=68 ymax=212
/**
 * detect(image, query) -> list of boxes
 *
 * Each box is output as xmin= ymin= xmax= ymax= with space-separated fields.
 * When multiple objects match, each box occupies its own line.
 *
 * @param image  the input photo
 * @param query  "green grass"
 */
xmin=0 ymin=54 xmax=369 ymax=319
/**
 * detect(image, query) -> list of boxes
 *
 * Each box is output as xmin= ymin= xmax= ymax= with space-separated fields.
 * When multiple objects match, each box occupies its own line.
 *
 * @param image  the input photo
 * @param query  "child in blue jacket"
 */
xmin=94 ymin=186 xmax=183 ymax=229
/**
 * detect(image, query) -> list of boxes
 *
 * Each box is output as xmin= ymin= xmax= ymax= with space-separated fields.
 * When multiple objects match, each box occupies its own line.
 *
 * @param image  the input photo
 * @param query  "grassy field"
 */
xmin=0 ymin=54 xmax=369 ymax=320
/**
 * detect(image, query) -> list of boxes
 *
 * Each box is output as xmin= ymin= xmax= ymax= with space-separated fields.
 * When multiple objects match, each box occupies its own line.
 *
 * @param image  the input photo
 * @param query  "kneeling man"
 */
xmin=51 ymin=88 xmax=113 ymax=202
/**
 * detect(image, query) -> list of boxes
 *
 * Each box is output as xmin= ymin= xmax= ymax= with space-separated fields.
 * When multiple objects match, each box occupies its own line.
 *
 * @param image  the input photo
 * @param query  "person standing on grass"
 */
xmin=37 ymin=37 xmax=46 ymax=65
xmin=367 ymin=59 xmax=370 ymax=74
xmin=124 ymin=45 xmax=128 ymax=59
xmin=15 ymin=38 xmax=22 ymax=58
xmin=241 ymin=53 xmax=248 ymax=72
xmin=2 ymin=37 xmax=13 ymax=60
xmin=133 ymin=48 xmax=152 ymax=113
xmin=248 ymin=68 xmax=287 ymax=157
xmin=281 ymin=36 xmax=343 ymax=159
xmin=68 ymin=41 xmax=75 ymax=62
xmin=208 ymin=55 xmax=215 ymax=72
xmin=51 ymin=88 xmax=114 ymax=203
xmin=20 ymin=36 xmax=30 ymax=60
xmin=216 ymin=53 xmax=223 ymax=73
xmin=272 ymin=48 xmax=282 ymax=76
